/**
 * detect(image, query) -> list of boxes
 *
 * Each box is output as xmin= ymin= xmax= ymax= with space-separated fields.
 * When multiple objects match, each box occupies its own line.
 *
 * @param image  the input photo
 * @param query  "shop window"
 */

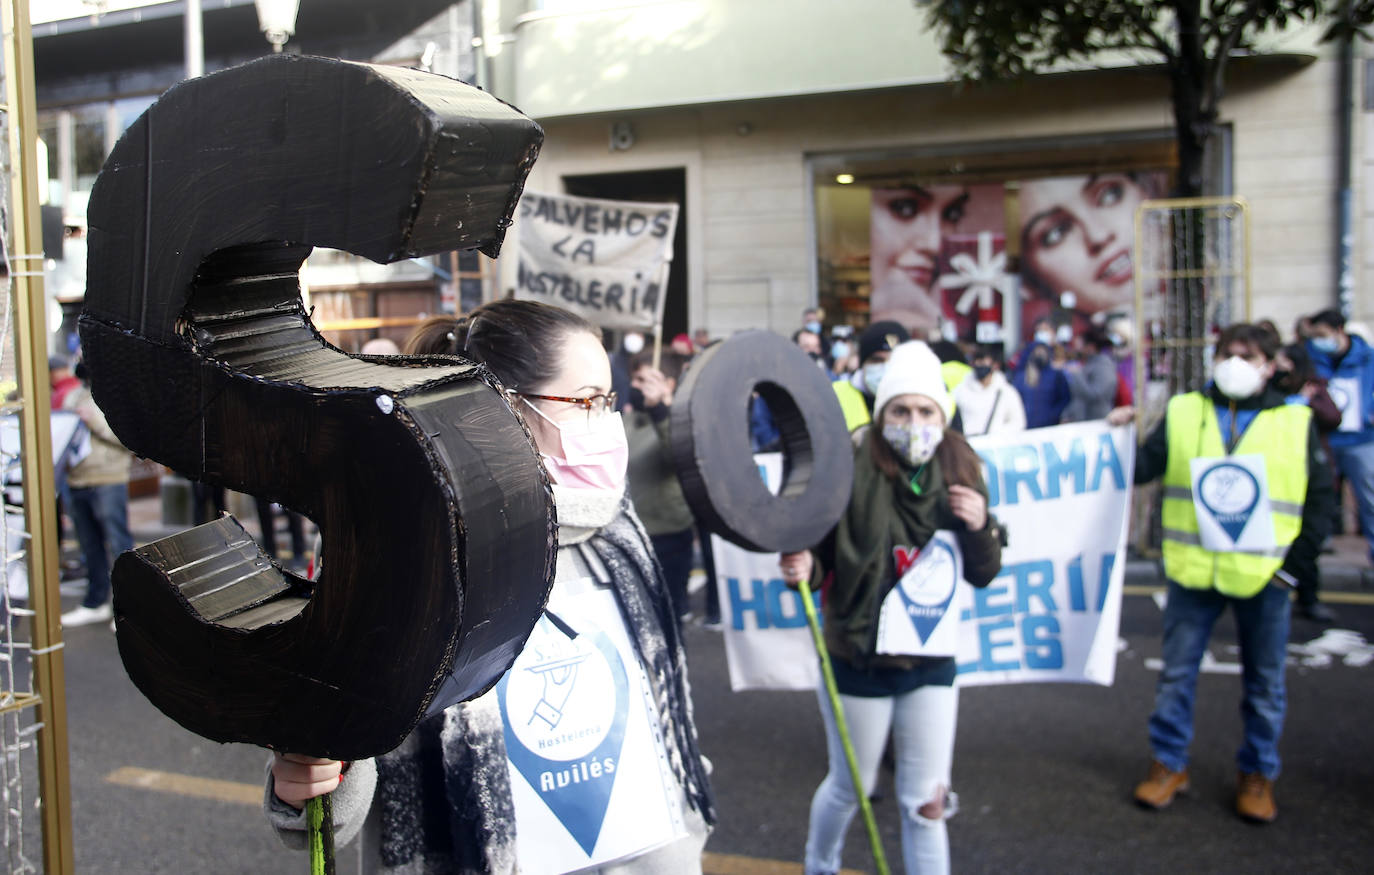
xmin=810 ymin=135 xmax=1177 ymax=348
xmin=72 ymin=107 xmax=106 ymax=193
xmin=37 ymin=114 xmax=62 ymax=205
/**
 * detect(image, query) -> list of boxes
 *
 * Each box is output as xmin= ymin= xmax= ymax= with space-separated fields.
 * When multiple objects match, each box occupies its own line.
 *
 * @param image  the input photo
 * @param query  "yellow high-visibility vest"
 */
xmin=1161 ymin=392 xmax=1311 ymax=598
xmin=833 ymin=381 xmax=870 ymax=433
xmin=941 ymin=361 xmax=971 ymax=401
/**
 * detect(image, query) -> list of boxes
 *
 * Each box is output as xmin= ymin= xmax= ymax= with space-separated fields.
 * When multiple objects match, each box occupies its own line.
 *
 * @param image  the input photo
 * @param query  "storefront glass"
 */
xmin=810 ymin=134 xmax=1179 ymax=348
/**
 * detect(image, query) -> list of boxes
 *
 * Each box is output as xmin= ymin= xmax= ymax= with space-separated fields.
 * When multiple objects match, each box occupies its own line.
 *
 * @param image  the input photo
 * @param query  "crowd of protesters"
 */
xmin=43 ymin=296 xmax=1372 ymax=873
xmin=599 ymin=304 xmax=1372 ymax=641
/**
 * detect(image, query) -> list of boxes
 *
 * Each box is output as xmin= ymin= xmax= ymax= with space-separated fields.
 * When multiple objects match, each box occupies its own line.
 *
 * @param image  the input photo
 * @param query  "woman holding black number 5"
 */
xmin=780 ymin=341 xmax=1003 ymax=875
xmin=265 ymin=300 xmax=714 ymax=875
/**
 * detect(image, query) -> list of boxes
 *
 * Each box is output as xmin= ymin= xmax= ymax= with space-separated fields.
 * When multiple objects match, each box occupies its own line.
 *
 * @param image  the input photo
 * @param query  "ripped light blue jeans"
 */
xmin=805 ymin=682 xmax=958 ymax=875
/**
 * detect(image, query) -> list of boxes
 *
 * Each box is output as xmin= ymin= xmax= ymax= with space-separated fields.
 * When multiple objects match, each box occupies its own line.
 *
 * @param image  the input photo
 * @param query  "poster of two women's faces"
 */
xmin=867 ymin=172 xmax=1168 ymax=342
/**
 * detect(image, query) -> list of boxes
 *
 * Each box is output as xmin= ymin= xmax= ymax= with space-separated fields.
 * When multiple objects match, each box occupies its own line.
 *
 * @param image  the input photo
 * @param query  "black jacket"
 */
xmin=1134 ymin=384 xmax=1334 ymax=584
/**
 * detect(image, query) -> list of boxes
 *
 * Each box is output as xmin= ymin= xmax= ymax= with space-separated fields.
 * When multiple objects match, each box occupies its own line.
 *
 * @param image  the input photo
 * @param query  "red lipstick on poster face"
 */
xmin=1096 ymin=248 xmax=1133 ymax=285
xmin=899 ymin=264 xmax=934 ymax=290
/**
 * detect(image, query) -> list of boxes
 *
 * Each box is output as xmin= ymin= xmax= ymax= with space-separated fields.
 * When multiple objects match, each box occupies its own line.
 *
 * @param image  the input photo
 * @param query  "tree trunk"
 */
xmin=1162 ymin=1 xmax=1213 ymax=391
xmin=1171 ymin=0 xmax=1211 ymax=198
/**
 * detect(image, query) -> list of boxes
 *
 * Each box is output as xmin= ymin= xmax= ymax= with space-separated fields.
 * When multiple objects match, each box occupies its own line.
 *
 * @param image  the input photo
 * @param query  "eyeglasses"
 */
xmin=519 ymin=391 xmax=618 ymax=422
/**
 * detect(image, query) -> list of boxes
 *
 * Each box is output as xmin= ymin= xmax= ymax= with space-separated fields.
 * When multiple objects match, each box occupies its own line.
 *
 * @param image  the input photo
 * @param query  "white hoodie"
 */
xmin=954 ymin=370 xmax=1027 ymax=437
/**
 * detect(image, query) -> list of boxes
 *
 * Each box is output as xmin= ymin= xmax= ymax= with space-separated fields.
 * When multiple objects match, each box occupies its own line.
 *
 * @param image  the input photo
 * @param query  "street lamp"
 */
xmin=254 ymin=0 xmax=300 ymax=52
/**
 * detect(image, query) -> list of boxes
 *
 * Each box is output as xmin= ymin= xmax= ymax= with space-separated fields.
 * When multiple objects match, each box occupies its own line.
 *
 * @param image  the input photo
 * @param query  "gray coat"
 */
xmin=1062 ymin=352 xmax=1119 ymax=423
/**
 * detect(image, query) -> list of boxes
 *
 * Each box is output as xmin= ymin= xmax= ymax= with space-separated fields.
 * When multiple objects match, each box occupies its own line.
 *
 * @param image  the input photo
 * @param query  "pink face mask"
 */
xmin=524 ymin=400 xmax=629 ymax=491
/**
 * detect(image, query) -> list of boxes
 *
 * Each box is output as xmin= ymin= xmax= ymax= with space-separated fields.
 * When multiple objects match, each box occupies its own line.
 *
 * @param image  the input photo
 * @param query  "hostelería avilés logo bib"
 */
xmin=497 ymin=613 xmax=629 ymax=855
xmin=895 ymin=536 xmax=961 ymax=645
xmin=1196 ymin=461 xmax=1261 ymax=543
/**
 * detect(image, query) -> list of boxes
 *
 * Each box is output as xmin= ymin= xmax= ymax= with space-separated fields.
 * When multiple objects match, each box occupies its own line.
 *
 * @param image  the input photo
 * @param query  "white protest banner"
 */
xmin=958 ymin=420 xmax=1135 ymax=686
xmin=515 ymin=190 xmax=678 ymax=330
xmin=714 ymin=422 xmax=1133 ymax=691
xmin=713 ymin=453 xmax=821 ymax=692
xmin=495 ymin=586 xmax=685 ymax=873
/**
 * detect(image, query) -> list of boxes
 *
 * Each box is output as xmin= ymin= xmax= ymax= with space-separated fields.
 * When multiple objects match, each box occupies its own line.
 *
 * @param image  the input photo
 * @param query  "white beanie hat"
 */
xmin=873 ymin=341 xmax=954 ymax=425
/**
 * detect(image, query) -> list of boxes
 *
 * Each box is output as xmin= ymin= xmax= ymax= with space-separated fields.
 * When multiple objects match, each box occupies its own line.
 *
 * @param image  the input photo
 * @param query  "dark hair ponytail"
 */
xmin=403 ymin=300 xmax=598 ymax=392
xmin=934 ymin=429 xmax=985 ymax=490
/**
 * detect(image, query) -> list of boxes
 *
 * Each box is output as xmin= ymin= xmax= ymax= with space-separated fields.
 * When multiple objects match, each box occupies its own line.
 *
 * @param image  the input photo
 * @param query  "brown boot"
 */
xmin=1236 ymin=772 xmax=1277 ymax=823
xmin=1133 ymin=760 xmax=1189 ymax=809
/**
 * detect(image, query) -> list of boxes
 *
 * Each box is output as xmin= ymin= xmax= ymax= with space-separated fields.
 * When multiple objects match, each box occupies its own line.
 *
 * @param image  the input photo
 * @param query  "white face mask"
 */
xmin=881 ymin=423 xmax=944 ymax=467
xmin=862 ymin=362 xmax=886 ymax=395
xmin=1034 ymin=330 xmax=1054 ymax=346
xmin=1213 ymin=356 xmax=1265 ymax=400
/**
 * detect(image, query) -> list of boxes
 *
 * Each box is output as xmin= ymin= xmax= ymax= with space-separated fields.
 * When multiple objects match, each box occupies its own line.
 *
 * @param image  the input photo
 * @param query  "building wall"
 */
xmin=499 ymin=0 xmax=1327 ymax=122
xmin=508 ymin=0 xmax=948 ymax=119
xmin=1228 ymin=54 xmax=1349 ymax=333
xmin=515 ymin=55 xmax=1353 ymax=339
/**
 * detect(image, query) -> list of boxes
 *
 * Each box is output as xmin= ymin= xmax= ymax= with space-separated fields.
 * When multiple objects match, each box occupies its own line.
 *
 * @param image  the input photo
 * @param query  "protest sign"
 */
xmin=713 ymin=454 xmax=821 ymax=691
xmin=957 ymin=420 xmax=1135 ymax=686
xmin=515 ymin=190 xmax=678 ymax=330
xmin=496 ymin=586 xmax=685 ymax=872
xmin=714 ymin=422 xmax=1135 ymax=691
xmin=875 ymin=530 xmax=964 ymax=658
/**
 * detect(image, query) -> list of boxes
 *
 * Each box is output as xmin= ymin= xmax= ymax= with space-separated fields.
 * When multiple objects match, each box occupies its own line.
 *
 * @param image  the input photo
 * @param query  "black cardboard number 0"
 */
xmin=79 ymin=56 xmax=553 ymax=761
xmin=671 ymin=331 xmax=853 ymax=555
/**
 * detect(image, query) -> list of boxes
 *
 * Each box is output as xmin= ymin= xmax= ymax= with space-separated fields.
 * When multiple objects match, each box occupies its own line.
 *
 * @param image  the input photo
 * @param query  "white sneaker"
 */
xmin=60 ymin=603 xmax=114 ymax=628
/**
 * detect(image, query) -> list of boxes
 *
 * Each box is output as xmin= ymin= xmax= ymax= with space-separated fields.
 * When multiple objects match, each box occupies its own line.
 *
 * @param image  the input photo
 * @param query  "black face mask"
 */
xmin=627 ymin=387 xmax=646 ymax=410
xmin=973 ymin=365 xmax=993 ymax=381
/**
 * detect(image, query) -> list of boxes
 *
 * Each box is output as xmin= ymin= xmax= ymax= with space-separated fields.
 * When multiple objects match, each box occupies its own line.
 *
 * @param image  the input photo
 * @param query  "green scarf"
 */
xmin=827 ymin=430 xmax=948 ymax=662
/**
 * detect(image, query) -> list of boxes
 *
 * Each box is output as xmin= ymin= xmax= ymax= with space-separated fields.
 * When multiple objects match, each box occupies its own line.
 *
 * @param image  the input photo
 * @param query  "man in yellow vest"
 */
xmin=833 ymin=320 xmax=909 ymax=435
xmin=1121 ymin=323 xmax=1333 ymax=823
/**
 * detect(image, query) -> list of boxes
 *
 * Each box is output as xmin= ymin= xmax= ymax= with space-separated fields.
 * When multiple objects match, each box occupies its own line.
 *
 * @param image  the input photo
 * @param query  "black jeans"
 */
xmin=650 ymin=528 xmax=695 ymax=626
xmin=697 ymin=523 xmax=720 ymax=623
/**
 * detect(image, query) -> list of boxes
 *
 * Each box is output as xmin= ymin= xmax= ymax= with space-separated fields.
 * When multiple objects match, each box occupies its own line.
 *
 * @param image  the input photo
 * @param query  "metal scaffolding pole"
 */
xmin=2 ymin=0 xmax=74 ymax=870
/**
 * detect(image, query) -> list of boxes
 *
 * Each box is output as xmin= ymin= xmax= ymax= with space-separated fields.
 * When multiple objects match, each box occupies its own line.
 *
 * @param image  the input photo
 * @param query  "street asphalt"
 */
xmin=25 ymin=578 xmax=1370 ymax=874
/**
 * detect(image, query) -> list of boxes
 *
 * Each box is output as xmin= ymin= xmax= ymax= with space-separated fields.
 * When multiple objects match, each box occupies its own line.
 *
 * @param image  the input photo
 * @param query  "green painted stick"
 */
xmin=797 ymin=578 xmax=891 ymax=875
xmin=307 ymin=794 xmax=336 ymax=875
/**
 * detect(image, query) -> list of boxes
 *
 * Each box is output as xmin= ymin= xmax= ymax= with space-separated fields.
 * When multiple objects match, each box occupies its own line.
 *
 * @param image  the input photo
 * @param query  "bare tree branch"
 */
xmin=1120 ymin=1 xmax=1181 ymax=62
xmin=1205 ymin=0 xmax=1268 ymax=116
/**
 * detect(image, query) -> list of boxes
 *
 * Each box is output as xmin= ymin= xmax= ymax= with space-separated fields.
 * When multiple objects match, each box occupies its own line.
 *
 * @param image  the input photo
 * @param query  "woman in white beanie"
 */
xmin=781 ymin=341 xmax=1003 ymax=875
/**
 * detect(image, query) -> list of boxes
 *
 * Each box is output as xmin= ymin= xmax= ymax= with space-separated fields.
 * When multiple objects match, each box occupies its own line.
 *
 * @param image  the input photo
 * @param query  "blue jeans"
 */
xmin=1332 ymin=440 xmax=1374 ymax=560
xmin=62 ymin=483 xmax=133 ymax=608
xmin=1149 ymin=580 xmax=1291 ymax=780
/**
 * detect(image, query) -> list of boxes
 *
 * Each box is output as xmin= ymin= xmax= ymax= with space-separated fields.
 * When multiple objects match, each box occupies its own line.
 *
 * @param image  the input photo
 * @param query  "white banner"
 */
xmin=714 ymin=422 xmax=1135 ymax=690
xmin=956 ymin=420 xmax=1135 ymax=685
xmin=713 ymin=454 xmax=821 ymax=692
xmin=514 ymin=190 xmax=678 ymax=330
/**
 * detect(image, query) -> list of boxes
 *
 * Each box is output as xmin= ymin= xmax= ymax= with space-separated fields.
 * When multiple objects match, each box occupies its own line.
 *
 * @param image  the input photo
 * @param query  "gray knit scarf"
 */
xmin=372 ymin=498 xmax=715 ymax=874
xmin=587 ymin=502 xmax=717 ymax=826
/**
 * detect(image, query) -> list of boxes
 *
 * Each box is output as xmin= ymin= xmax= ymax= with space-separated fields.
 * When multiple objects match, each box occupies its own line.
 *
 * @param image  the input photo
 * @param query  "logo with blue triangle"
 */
xmin=497 ymin=614 xmax=629 ymax=855
xmin=1197 ymin=461 xmax=1261 ymax=542
xmin=895 ymin=537 xmax=959 ymax=645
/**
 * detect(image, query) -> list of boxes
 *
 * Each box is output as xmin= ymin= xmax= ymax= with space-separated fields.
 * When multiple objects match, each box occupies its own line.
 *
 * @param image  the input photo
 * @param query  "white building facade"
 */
xmin=477 ymin=0 xmax=1365 ymax=343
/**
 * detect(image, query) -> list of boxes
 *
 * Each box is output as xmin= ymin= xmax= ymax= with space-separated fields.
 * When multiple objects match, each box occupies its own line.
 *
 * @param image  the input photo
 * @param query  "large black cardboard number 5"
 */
xmin=79 ymin=56 xmax=553 ymax=761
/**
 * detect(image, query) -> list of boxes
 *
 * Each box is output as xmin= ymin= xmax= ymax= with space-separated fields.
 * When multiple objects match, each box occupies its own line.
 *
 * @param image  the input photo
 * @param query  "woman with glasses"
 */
xmin=265 ymin=299 xmax=714 ymax=874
